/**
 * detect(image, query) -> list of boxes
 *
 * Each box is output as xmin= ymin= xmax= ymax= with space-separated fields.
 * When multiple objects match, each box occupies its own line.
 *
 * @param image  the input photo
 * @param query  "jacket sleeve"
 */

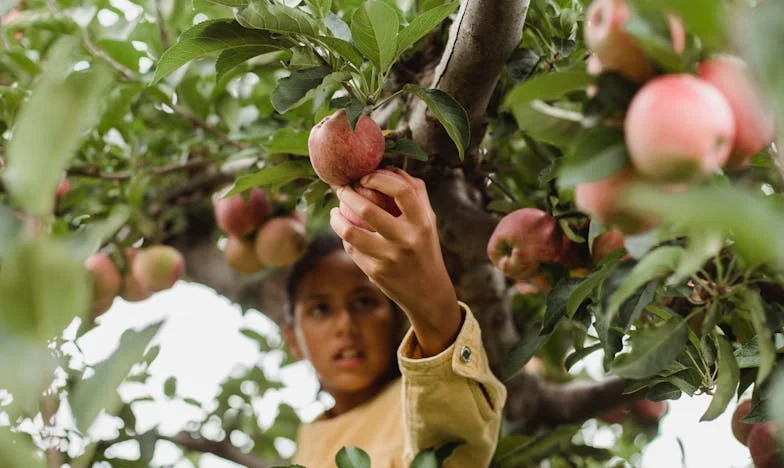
xmin=397 ymin=302 xmax=507 ymax=467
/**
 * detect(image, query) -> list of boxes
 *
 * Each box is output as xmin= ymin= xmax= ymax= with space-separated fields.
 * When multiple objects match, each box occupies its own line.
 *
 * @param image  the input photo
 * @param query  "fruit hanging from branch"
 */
xmin=132 ymin=246 xmax=186 ymax=292
xmin=254 ymin=216 xmax=307 ymax=268
xmin=213 ymin=186 xmax=269 ymax=238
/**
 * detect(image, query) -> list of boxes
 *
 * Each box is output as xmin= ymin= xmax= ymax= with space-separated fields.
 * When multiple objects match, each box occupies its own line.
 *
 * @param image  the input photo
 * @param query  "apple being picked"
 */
xmin=308 ymin=109 xmax=385 ymax=186
xmin=487 ymin=208 xmax=563 ymax=281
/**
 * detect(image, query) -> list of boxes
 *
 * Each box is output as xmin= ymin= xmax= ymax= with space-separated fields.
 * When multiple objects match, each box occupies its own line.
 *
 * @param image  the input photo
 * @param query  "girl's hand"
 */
xmin=330 ymin=168 xmax=462 ymax=357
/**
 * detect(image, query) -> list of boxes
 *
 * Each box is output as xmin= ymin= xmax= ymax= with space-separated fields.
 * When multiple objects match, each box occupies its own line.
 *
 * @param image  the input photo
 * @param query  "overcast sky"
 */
xmin=73 ymin=281 xmax=753 ymax=467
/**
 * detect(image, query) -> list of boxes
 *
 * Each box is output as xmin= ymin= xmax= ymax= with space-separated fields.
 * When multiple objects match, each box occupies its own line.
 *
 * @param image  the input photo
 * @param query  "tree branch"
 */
xmin=67 ymin=158 xmax=211 ymax=181
xmin=161 ymin=431 xmax=279 ymax=468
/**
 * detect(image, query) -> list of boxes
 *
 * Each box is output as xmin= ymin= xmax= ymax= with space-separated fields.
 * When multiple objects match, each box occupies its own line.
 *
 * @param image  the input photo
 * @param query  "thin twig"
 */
xmin=67 ymin=158 xmax=211 ymax=181
xmin=154 ymin=0 xmax=171 ymax=50
xmin=486 ymin=173 xmax=519 ymax=204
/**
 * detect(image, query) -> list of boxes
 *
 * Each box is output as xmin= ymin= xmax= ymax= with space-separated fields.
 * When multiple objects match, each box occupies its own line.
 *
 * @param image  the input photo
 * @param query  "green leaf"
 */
xmin=316 ymin=36 xmax=365 ymax=69
xmin=410 ymin=450 xmax=438 ymax=468
xmin=0 ymin=203 xmax=21 ymax=260
xmin=63 ymin=206 xmax=131 ymax=261
xmin=510 ymin=100 xmax=583 ymax=148
xmin=3 ymin=38 xmax=112 ymax=216
xmin=70 ymin=323 xmax=162 ymax=432
xmin=402 ymin=84 xmax=469 ymax=160
xmin=564 ymin=343 xmax=602 ymax=371
xmin=154 ymin=19 xmax=281 ymax=82
xmin=504 ymin=69 xmax=593 ymax=108
xmin=216 ymin=45 xmax=280 ymax=79
xmin=501 ymin=322 xmax=547 ymax=381
xmin=385 ymin=138 xmax=429 ymax=161
xmin=271 ymin=66 xmax=333 ymax=113
xmin=164 ymin=376 xmax=177 ymax=398
xmin=543 ymin=278 xmax=581 ymax=335
xmin=602 ymin=246 xmax=683 ymax=340
xmin=206 ymin=0 xmax=249 ymax=6
xmin=623 ymin=185 xmax=784 ymax=270
xmin=335 ymin=446 xmax=371 ymax=468
xmin=567 ymin=260 xmax=617 ymax=318
xmin=743 ymin=289 xmax=776 ymax=385
xmin=558 ymin=127 xmax=629 ymax=188
xmin=700 ymin=335 xmax=739 ymax=421
xmin=350 ymin=0 xmax=399 ymax=71
xmin=612 ymin=318 xmax=689 ymax=380
xmin=262 ymin=127 xmax=310 ymax=156
xmin=228 ymin=161 xmax=315 ymax=194
xmin=237 ymin=1 xmax=319 ymax=37
xmin=623 ymin=13 xmax=689 ymax=73
xmin=636 ymin=0 xmax=726 ymax=48
xmin=0 ymin=428 xmax=45 ymax=468
xmin=0 ymin=239 xmax=90 ymax=339
xmin=395 ymin=3 xmax=457 ymax=57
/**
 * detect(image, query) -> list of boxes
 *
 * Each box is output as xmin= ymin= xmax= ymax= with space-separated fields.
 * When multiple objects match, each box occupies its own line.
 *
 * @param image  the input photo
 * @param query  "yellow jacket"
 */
xmin=293 ymin=304 xmax=507 ymax=467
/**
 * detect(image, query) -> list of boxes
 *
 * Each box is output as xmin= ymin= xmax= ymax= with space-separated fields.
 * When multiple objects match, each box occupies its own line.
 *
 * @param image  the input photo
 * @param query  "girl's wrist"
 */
xmin=407 ymin=291 xmax=462 ymax=357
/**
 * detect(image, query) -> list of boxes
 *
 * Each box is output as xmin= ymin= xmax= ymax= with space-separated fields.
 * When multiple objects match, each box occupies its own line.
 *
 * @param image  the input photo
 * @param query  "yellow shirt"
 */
xmin=293 ymin=304 xmax=507 ymax=467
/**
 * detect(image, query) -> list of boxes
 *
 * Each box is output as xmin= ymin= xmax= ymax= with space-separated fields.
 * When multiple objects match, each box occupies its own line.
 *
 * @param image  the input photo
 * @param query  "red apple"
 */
xmin=748 ymin=423 xmax=784 ymax=468
xmin=224 ymin=236 xmax=265 ymax=274
xmin=592 ymin=230 xmax=626 ymax=265
xmin=255 ymin=217 xmax=307 ymax=267
xmin=600 ymin=405 xmax=630 ymax=424
xmin=632 ymin=400 xmax=668 ymax=425
xmin=487 ymin=208 xmax=563 ymax=281
xmin=625 ymin=74 xmax=736 ymax=181
xmin=584 ymin=0 xmax=652 ymax=83
xmin=56 ymin=179 xmax=71 ymax=200
xmin=84 ymin=253 xmax=121 ymax=303
xmin=132 ymin=246 xmax=185 ymax=292
xmin=732 ymin=400 xmax=754 ymax=446
xmin=120 ymin=248 xmax=152 ymax=302
xmin=575 ymin=167 xmax=653 ymax=234
xmin=339 ymin=185 xmax=402 ymax=231
xmin=307 ymin=109 xmax=385 ymax=186
xmin=698 ymin=55 xmax=776 ymax=169
xmin=213 ymin=186 xmax=269 ymax=238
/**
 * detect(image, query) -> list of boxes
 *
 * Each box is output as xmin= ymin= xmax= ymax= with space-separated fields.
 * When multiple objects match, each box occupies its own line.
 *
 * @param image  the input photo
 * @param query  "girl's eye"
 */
xmin=308 ymin=303 xmax=330 ymax=318
xmin=351 ymin=296 xmax=379 ymax=312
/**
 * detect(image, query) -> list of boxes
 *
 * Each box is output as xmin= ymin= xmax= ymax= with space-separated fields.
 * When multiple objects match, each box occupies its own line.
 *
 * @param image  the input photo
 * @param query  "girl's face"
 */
xmin=284 ymin=250 xmax=400 ymax=395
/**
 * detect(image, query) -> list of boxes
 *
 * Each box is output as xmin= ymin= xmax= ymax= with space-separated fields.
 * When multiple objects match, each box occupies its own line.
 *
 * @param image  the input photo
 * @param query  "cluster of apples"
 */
xmin=85 ymin=246 xmax=185 ymax=318
xmin=213 ymin=187 xmax=307 ymax=273
xmin=487 ymin=207 xmax=626 ymax=288
xmin=733 ymin=401 xmax=784 ymax=468
xmin=308 ymin=109 xmax=403 ymax=229
xmin=577 ymin=0 xmax=776 ymax=235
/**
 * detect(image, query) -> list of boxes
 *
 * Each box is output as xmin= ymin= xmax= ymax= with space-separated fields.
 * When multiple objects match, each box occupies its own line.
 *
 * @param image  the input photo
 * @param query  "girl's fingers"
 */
xmin=334 ymin=186 xmax=400 ymax=239
xmin=329 ymin=207 xmax=386 ymax=254
xmin=358 ymin=170 xmax=425 ymax=223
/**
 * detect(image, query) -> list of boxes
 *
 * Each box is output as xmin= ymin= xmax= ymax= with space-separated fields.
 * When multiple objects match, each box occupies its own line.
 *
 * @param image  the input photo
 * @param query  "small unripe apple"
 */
xmin=213 ymin=187 xmax=269 ymax=238
xmin=132 ymin=246 xmax=185 ymax=292
xmin=308 ymin=109 xmax=385 ymax=186
xmin=584 ymin=0 xmax=652 ymax=83
xmin=592 ymin=230 xmax=626 ymax=265
xmin=84 ymin=253 xmax=121 ymax=303
xmin=748 ymin=423 xmax=784 ymax=468
xmin=224 ymin=236 xmax=265 ymax=274
xmin=255 ymin=217 xmax=307 ymax=268
xmin=487 ymin=208 xmax=563 ymax=281
xmin=625 ymin=74 xmax=736 ymax=181
xmin=575 ymin=167 xmax=652 ymax=234
xmin=732 ymin=400 xmax=754 ymax=446
xmin=56 ymin=179 xmax=71 ymax=200
xmin=698 ymin=55 xmax=776 ymax=169
xmin=632 ymin=400 xmax=668 ymax=425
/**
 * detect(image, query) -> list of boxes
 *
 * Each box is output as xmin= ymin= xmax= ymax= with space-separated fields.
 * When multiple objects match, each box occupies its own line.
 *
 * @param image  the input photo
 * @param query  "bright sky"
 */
xmin=75 ymin=282 xmax=754 ymax=467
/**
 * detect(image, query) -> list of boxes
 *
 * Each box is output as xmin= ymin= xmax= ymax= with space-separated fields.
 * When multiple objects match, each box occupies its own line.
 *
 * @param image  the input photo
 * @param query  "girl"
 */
xmin=283 ymin=168 xmax=506 ymax=467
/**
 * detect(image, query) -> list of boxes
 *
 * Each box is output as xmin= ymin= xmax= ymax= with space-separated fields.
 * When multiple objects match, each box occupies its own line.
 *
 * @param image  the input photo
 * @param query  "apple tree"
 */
xmin=1 ymin=0 xmax=784 ymax=466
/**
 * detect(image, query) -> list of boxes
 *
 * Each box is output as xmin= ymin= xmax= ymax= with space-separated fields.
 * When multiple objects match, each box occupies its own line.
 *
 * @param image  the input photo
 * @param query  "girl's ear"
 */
xmin=282 ymin=324 xmax=304 ymax=360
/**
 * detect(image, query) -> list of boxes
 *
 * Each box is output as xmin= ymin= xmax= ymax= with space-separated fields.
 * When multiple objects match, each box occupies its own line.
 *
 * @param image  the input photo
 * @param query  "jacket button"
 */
xmin=460 ymin=345 xmax=472 ymax=363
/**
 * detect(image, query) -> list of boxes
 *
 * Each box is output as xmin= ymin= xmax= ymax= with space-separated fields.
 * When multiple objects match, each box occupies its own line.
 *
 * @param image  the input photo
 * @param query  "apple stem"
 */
xmin=485 ymin=174 xmax=519 ymax=204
